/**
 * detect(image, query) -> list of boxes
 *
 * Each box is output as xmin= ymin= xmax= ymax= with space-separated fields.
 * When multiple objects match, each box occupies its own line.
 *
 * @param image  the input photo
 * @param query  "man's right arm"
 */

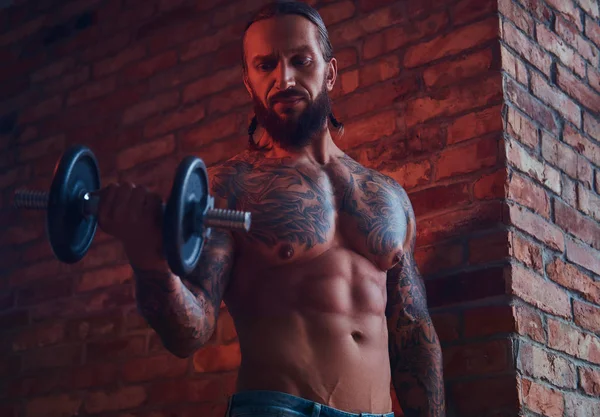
xmin=132 ymin=228 xmax=235 ymax=358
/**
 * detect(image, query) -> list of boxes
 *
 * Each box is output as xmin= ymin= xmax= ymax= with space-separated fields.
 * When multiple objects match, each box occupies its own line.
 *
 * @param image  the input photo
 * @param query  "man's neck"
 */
xmin=258 ymin=127 xmax=342 ymax=165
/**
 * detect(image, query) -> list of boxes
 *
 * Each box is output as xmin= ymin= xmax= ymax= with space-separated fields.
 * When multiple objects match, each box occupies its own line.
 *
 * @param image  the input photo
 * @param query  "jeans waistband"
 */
xmin=227 ymin=390 xmax=394 ymax=417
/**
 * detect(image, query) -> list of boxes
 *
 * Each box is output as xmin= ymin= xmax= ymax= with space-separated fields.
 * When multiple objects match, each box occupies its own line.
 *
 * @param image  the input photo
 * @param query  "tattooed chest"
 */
xmin=213 ymin=155 xmax=407 ymax=269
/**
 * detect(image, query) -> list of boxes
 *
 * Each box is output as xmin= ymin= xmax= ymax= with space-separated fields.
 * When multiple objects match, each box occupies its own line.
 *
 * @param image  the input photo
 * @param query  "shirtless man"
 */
xmin=98 ymin=2 xmax=445 ymax=416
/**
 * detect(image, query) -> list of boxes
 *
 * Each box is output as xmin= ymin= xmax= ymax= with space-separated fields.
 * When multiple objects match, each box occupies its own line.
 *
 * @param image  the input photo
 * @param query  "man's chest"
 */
xmin=214 ymin=154 xmax=409 ymax=270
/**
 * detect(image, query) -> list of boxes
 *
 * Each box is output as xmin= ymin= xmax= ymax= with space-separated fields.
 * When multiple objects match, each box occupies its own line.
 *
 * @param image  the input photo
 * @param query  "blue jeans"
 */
xmin=226 ymin=390 xmax=395 ymax=417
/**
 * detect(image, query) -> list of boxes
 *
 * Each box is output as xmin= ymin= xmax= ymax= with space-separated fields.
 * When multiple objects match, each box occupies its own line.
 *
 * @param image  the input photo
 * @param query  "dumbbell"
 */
xmin=13 ymin=144 xmax=252 ymax=277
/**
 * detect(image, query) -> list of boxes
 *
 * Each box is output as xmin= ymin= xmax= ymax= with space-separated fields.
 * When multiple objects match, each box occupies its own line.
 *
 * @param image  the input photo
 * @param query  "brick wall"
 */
xmin=499 ymin=0 xmax=600 ymax=416
xmin=0 ymin=1 xmax=598 ymax=417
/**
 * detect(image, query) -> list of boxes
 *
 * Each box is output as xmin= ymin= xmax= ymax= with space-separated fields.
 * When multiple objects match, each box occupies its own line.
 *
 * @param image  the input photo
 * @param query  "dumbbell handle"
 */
xmin=13 ymin=189 xmax=252 ymax=232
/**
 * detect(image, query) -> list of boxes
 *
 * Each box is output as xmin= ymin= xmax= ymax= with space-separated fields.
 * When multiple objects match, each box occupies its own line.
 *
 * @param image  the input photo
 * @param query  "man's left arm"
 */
xmin=386 ymin=192 xmax=445 ymax=417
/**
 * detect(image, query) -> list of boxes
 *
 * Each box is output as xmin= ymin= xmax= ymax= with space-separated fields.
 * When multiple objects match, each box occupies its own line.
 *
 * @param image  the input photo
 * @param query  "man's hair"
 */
xmin=242 ymin=0 xmax=334 ymax=73
xmin=243 ymin=0 xmax=344 ymax=149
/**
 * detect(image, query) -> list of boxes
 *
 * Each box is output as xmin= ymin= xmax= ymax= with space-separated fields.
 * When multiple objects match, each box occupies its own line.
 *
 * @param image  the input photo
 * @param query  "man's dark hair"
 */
xmin=242 ymin=0 xmax=334 ymax=73
xmin=243 ymin=0 xmax=343 ymax=149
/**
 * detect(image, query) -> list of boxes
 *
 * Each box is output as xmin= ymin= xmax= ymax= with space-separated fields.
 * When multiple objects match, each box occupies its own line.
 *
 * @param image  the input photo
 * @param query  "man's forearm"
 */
xmin=133 ymin=267 xmax=215 ymax=358
xmin=389 ymin=318 xmax=445 ymax=417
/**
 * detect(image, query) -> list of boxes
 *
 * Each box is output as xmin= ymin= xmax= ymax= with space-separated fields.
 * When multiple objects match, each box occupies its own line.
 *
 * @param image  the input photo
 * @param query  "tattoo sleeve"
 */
xmin=386 ymin=193 xmax=446 ymax=417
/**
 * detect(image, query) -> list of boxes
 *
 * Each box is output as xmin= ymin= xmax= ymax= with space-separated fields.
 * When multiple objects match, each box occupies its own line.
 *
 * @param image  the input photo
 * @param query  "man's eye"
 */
xmin=295 ymin=58 xmax=312 ymax=66
xmin=257 ymin=63 xmax=275 ymax=71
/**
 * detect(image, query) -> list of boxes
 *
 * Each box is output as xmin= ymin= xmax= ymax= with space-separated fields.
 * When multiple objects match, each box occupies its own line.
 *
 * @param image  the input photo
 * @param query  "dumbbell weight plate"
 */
xmin=47 ymin=145 xmax=101 ymax=263
xmin=164 ymin=156 xmax=212 ymax=277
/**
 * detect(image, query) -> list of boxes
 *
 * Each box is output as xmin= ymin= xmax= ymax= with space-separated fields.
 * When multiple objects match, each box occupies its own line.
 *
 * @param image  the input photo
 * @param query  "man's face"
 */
xmin=243 ymin=14 xmax=337 ymax=149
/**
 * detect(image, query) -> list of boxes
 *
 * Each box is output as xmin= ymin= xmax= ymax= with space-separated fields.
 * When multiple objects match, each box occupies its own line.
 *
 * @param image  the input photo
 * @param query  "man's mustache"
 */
xmin=269 ymin=90 xmax=307 ymax=105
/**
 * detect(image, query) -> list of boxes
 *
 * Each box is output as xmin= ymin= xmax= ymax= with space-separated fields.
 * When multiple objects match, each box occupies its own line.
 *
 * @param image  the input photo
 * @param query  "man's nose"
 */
xmin=275 ymin=62 xmax=296 ymax=90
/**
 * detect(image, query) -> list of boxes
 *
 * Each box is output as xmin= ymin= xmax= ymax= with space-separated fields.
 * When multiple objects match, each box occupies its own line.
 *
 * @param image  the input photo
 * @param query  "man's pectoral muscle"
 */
xmin=386 ymin=196 xmax=445 ymax=417
xmin=133 ymin=229 xmax=235 ymax=358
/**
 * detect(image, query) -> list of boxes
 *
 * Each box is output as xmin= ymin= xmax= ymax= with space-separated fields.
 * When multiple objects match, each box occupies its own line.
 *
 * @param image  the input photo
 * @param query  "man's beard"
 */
xmin=252 ymin=81 xmax=331 ymax=150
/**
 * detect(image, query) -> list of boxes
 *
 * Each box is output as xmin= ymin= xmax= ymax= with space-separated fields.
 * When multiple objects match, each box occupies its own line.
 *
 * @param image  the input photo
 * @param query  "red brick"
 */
xmin=589 ymin=66 xmax=600 ymax=94
xmin=146 ymin=378 xmax=224 ymax=405
xmin=451 ymin=375 xmax=519 ymax=415
xmin=315 ymin=0 xmax=356 ymax=26
xmin=122 ymin=354 xmax=188 ymax=382
xmin=207 ymin=87 xmax=251 ymax=115
xmin=565 ymin=393 xmax=600 ymax=416
xmin=76 ymin=265 xmax=133 ymax=293
xmin=0 ymin=16 xmax=46 ymax=46
xmin=336 ymin=47 xmax=359 ymax=70
xmin=547 ymin=258 xmax=600 ymax=304
xmin=563 ymin=123 xmax=600 ymax=166
xmin=506 ymin=106 xmax=538 ymax=150
xmin=428 ymin=313 xmax=460 ymax=344
xmin=506 ymin=138 xmax=561 ymax=194
xmin=123 ymin=51 xmax=178 ymax=83
xmin=574 ymin=300 xmax=600 ymax=335
xmin=557 ymin=64 xmax=600 ymax=114
xmin=576 ymin=0 xmax=600 ymax=17
xmin=436 ymin=137 xmax=498 ymax=180
xmin=335 ymin=77 xmax=419 ymax=120
xmin=357 ymin=0 xmax=395 ymax=12
xmin=469 ymin=229 xmax=508 ymax=266
xmin=122 ymin=91 xmax=180 ymax=125
xmin=43 ymin=66 xmax=90 ymax=95
xmin=362 ymin=12 xmax=449 ymax=60
xmin=339 ymin=110 xmax=397 ymax=149
xmin=473 ymin=169 xmax=506 ymax=200
xmin=87 ymin=335 xmax=146 ymax=363
xmin=510 ymin=263 xmax=571 ymax=318
xmin=117 ymin=135 xmax=176 ymax=170
xmin=508 ymin=172 xmax=550 ymax=218
xmin=443 ymin=339 xmax=512 ymax=378
xmin=531 ymin=72 xmax=581 ymax=127
xmin=464 ymin=305 xmax=515 ymax=337
xmin=547 ymin=0 xmax=583 ymax=27
xmin=548 ymin=319 xmax=600 ymax=364
xmin=512 ymin=198 xmax=567 ymax=248
xmin=31 ymin=58 xmax=75 ymax=83
xmin=409 ymin=183 xmax=471 ymax=218
xmin=514 ymin=304 xmax=545 ymax=342
xmin=12 ymin=322 xmax=65 ymax=352
xmin=425 ymin=48 xmax=494 ymax=89
xmin=586 ymin=15 xmax=600 ymax=48
xmin=329 ymin=5 xmax=406 ymax=46
xmin=504 ymin=77 xmax=559 ymax=135
xmin=94 ymin=45 xmax=146 ymax=78
xmin=66 ymin=76 xmax=117 ymax=106
xmin=580 ymin=367 xmax=600 ymax=396
xmin=18 ymin=134 xmax=65 ymax=162
xmin=17 ymin=277 xmax=72 ymax=307
xmin=406 ymin=123 xmax=447 ymax=157
xmin=25 ymin=393 xmax=84 ymax=417
xmin=499 ymin=0 xmax=534 ymax=34
xmin=541 ymin=133 xmax=584 ymax=181
xmin=502 ymin=21 xmax=552 ymax=77
xmin=501 ymin=44 xmax=529 ymax=86
xmin=358 ymin=55 xmax=401 ymax=88
xmin=557 ymin=17 xmax=599 ymax=64
xmin=182 ymin=66 xmax=241 ymax=103
xmin=414 ymin=242 xmax=464 ymax=276
xmin=519 ymin=343 xmax=577 ymax=388
xmin=66 ymin=314 xmax=121 ymax=342
xmin=19 ymin=95 xmax=63 ymax=124
xmin=539 ymin=24 xmax=586 ymax=78
xmin=191 ymin=136 xmax=249 ymax=167
xmin=578 ymin=184 xmax=600 ymax=222
xmin=416 ymin=201 xmax=505 ymax=246
xmin=562 ymin=176 xmax=580 ymax=209
xmin=84 ymin=386 xmax=146 ymax=414
xmin=180 ymin=24 xmax=239 ymax=62
xmin=521 ymin=378 xmax=565 ymax=417
xmin=510 ymin=232 xmax=543 ymax=272
xmin=452 ymin=0 xmax=498 ymax=25
xmin=404 ymin=18 xmax=498 ymax=67
xmin=555 ymin=199 xmax=600 ymax=250
xmin=193 ymin=342 xmax=241 ymax=372
xmin=143 ymin=103 xmax=206 ymax=139
xmin=182 ymin=114 xmax=245 ymax=151
xmin=21 ymin=345 xmax=82 ymax=371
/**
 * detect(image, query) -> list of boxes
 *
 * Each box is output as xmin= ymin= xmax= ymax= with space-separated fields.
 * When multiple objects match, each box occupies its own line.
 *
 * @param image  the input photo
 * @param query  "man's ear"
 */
xmin=243 ymin=72 xmax=252 ymax=96
xmin=326 ymin=57 xmax=338 ymax=92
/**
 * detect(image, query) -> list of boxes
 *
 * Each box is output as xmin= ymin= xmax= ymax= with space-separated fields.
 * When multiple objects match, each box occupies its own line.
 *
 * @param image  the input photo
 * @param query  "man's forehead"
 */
xmin=244 ymin=14 xmax=320 ymax=55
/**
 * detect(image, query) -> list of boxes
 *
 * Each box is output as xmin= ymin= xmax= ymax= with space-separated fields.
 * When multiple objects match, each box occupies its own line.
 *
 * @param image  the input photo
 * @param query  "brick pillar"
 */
xmin=499 ymin=0 xmax=600 ymax=416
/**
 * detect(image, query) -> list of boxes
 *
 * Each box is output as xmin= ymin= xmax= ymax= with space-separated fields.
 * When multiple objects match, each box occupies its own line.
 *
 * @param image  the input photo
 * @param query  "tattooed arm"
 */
xmin=133 ymin=167 xmax=235 ymax=358
xmin=386 ymin=191 xmax=445 ymax=417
